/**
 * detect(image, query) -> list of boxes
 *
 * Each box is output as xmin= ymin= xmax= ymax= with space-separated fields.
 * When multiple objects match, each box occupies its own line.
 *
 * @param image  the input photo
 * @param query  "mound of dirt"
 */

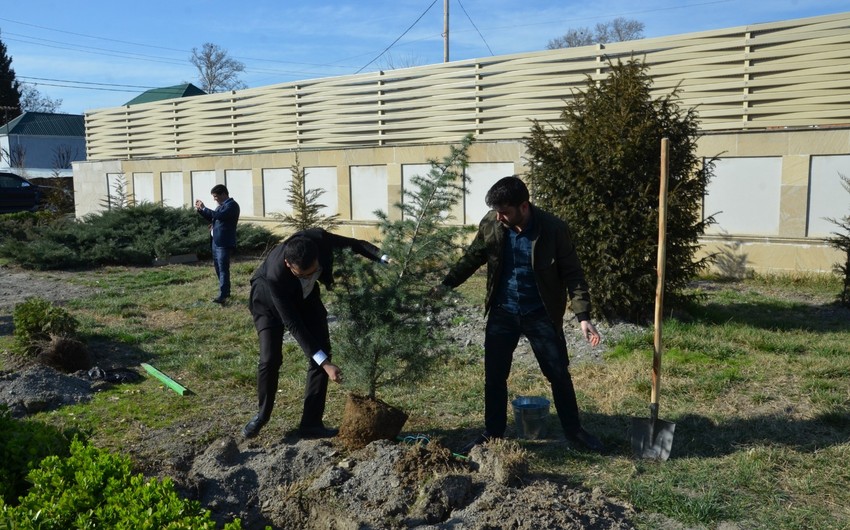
xmin=184 ymin=436 xmax=636 ymax=529
xmin=0 ymin=364 xmax=94 ymax=417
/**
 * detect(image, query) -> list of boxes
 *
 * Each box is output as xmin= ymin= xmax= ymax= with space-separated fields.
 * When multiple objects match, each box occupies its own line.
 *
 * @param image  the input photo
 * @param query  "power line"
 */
xmin=4 ymin=33 xmax=350 ymax=84
xmin=20 ymin=81 xmax=143 ymax=93
xmin=18 ymin=76 xmax=156 ymax=90
xmin=0 ymin=15 xmax=187 ymax=54
xmin=356 ymin=0 xmax=439 ymax=74
xmin=456 ymin=0 xmax=494 ymax=56
xmin=0 ymin=18 xmax=360 ymax=73
xmin=2 ymin=34 xmax=187 ymax=67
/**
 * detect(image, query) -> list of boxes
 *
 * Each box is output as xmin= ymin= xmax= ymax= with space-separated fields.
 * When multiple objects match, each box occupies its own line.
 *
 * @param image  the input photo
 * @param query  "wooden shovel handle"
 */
xmin=652 ymin=138 xmax=669 ymax=406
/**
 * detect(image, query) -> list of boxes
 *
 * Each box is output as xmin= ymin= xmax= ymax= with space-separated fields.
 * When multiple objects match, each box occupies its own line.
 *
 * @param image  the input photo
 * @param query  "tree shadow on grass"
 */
xmin=684 ymin=298 xmax=850 ymax=333
xmin=588 ymin=410 xmax=850 ymax=460
xmin=414 ymin=407 xmax=850 ymax=465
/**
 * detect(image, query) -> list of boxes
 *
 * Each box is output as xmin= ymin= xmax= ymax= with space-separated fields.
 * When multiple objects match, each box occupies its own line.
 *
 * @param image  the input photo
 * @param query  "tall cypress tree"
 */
xmin=525 ymin=58 xmax=714 ymax=322
xmin=0 ymin=33 xmax=23 ymax=122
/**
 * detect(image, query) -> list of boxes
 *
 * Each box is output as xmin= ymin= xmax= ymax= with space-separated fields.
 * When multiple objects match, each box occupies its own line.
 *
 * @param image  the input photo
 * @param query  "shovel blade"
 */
xmin=630 ymin=417 xmax=676 ymax=460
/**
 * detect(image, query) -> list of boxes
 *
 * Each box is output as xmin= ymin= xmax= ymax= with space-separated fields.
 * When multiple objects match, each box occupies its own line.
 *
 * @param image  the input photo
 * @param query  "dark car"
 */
xmin=0 ymin=171 xmax=43 ymax=213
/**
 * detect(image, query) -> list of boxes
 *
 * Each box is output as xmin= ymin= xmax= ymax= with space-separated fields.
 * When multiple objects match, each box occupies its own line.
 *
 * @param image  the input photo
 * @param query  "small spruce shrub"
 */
xmin=0 ymin=439 xmax=244 ymax=529
xmin=12 ymin=298 xmax=79 ymax=357
xmin=332 ymin=134 xmax=475 ymax=398
xmin=274 ymin=154 xmax=340 ymax=235
xmin=30 ymin=177 xmax=75 ymax=215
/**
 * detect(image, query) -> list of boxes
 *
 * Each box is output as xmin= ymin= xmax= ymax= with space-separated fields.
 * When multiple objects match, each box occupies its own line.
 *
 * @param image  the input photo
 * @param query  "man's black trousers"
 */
xmin=255 ymin=304 xmax=331 ymax=429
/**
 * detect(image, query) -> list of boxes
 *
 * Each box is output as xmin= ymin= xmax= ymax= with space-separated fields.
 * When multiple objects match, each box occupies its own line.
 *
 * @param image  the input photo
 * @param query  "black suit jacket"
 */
xmin=249 ymin=228 xmax=383 ymax=358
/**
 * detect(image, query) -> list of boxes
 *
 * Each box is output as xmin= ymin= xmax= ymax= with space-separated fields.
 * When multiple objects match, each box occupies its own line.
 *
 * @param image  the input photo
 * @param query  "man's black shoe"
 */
xmin=565 ymin=428 xmax=605 ymax=453
xmin=212 ymin=297 xmax=227 ymax=304
xmin=241 ymin=415 xmax=267 ymax=439
xmin=298 ymin=425 xmax=338 ymax=439
xmin=459 ymin=432 xmax=498 ymax=455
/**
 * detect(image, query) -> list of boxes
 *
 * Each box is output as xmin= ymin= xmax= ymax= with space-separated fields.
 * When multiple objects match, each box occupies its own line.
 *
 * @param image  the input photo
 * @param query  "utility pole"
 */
xmin=443 ymin=0 xmax=450 ymax=62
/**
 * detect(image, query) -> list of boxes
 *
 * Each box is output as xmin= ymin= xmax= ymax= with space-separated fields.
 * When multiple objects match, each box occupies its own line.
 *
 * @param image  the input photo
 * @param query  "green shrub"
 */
xmin=0 ymin=406 xmax=73 ymax=505
xmin=234 ymin=223 xmax=278 ymax=257
xmin=0 ymin=439 xmax=243 ymax=529
xmin=12 ymin=298 xmax=79 ymax=357
xmin=0 ymin=211 xmax=43 ymax=241
xmin=525 ymin=57 xmax=713 ymax=322
xmin=0 ymin=203 xmax=276 ymax=269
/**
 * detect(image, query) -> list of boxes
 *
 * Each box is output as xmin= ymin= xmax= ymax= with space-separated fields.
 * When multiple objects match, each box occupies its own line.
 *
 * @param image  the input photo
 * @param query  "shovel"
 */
xmin=631 ymin=137 xmax=676 ymax=461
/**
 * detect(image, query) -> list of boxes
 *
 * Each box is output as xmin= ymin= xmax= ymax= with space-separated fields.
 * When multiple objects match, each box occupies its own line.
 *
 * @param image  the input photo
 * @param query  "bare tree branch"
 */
xmin=189 ymin=43 xmax=246 ymax=93
xmin=547 ymin=18 xmax=645 ymax=49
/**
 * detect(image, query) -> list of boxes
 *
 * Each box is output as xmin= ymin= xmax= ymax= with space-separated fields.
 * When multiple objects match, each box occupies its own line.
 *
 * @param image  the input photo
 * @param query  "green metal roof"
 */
xmin=0 ymin=112 xmax=85 ymax=137
xmin=125 ymin=83 xmax=206 ymax=105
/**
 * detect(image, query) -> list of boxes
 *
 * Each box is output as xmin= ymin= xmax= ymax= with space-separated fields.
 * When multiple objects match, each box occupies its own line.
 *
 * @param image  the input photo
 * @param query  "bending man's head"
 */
xmin=283 ymin=236 xmax=320 ymax=277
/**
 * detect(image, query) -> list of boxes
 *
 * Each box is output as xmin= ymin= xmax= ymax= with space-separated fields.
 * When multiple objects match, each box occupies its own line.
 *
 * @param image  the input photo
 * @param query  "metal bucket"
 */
xmin=511 ymin=396 xmax=550 ymax=439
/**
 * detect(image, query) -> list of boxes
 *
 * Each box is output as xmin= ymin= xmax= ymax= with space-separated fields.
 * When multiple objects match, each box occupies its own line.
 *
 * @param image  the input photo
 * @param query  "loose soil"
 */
xmin=0 ymin=264 xmax=646 ymax=529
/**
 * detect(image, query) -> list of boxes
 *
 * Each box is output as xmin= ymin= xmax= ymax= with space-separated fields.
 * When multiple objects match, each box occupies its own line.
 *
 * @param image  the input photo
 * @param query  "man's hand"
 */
xmin=195 ymin=199 xmax=205 ymax=210
xmin=581 ymin=320 xmax=602 ymax=347
xmin=323 ymin=362 xmax=343 ymax=384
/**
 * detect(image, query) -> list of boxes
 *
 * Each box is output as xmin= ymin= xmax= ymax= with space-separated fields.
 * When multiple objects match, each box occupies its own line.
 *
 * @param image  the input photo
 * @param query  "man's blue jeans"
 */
xmin=483 ymin=306 xmax=582 ymax=437
xmin=212 ymin=244 xmax=232 ymax=299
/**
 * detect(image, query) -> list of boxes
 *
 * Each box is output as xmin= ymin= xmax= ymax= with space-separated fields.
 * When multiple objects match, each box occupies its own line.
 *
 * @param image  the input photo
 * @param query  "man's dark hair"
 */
xmin=283 ymin=236 xmax=319 ymax=269
xmin=485 ymin=176 xmax=530 ymax=208
xmin=211 ymin=184 xmax=229 ymax=196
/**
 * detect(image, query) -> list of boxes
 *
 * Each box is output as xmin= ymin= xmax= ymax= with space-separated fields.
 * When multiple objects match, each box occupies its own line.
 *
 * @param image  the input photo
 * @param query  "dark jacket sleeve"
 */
xmin=533 ymin=208 xmax=591 ymax=320
xmin=442 ymin=213 xmax=493 ymax=288
xmin=310 ymin=229 xmax=383 ymax=288
xmin=323 ymin=231 xmax=382 ymax=260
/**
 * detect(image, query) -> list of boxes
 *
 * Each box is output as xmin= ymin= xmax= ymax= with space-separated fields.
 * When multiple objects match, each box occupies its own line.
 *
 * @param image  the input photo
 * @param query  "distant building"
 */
xmin=124 ymin=84 xmax=206 ymax=106
xmin=0 ymin=111 xmax=85 ymax=179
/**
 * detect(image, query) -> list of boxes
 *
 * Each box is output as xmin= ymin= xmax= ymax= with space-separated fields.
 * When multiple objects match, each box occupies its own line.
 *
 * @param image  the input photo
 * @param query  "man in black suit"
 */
xmin=195 ymin=184 xmax=240 ymax=304
xmin=242 ymin=228 xmax=388 ymax=439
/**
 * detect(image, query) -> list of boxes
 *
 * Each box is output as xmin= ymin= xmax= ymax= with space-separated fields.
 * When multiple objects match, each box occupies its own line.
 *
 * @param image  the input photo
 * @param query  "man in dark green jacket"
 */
xmin=438 ymin=175 xmax=604 ymax=453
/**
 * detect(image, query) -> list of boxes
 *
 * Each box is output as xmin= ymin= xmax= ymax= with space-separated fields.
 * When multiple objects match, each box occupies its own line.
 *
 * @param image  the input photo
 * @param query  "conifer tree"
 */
xmin=275 ymin=155 xmax=340 ymax=234
xmin=525 ymin=58 xmax=714 ymax=322
xmin=331 ymin=134 xmax=474 ymax=398
xmin=0 ymin=34 xmax=22 ymax=121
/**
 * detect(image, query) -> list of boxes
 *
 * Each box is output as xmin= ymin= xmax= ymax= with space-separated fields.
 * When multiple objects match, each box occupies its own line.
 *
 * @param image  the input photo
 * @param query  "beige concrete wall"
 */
xmin=73 ymin=130 xmax=849 ymax=275
xmin=696 ymin=128 xmax=850 ymax=273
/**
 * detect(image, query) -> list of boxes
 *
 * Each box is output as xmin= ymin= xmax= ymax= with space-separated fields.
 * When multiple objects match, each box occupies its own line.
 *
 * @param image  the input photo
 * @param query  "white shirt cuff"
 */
xmin=312 ymin=350 xmax=328 ymax=366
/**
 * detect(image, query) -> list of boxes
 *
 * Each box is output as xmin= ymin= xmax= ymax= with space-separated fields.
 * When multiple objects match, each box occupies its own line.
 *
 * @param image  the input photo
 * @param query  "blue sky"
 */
xmin=2 ymin=0 xmax=848 ymax=114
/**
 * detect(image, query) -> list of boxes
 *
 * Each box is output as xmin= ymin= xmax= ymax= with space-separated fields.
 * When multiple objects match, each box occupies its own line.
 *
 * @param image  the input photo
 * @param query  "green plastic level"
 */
xmin=141 ymin=363 xmax=190 ymax=396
